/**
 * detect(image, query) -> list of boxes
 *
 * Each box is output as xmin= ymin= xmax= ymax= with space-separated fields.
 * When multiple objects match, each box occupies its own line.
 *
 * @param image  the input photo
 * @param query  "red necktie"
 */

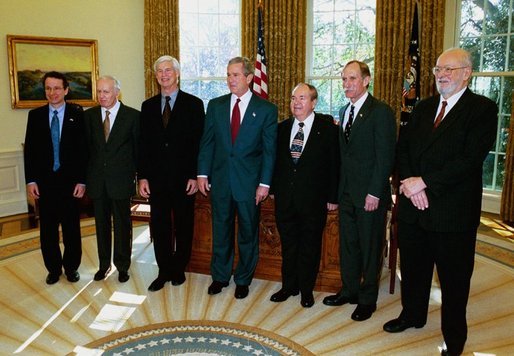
xmin=231 ymin=98 xmax=241 ymax=144
xmin=433 ymin=100 xmax=448 ymax=130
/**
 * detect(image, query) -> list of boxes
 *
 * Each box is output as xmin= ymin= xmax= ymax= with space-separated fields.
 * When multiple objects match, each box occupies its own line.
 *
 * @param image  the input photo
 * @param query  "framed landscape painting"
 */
xmin=7 ymin=35 xmax=99 ymax=109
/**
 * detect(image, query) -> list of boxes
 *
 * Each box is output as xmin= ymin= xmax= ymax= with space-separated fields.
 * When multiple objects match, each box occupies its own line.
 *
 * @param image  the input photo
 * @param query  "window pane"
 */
xmin=334 ymin=0 xmax=355 ymax=11
xmin=460 ymin=0 xmax=484 ymax=37
xmin=501 ymin=76 xmax=513 ymax=115
xmin=496 ymin=153 xmax=506 ymax=189
xmin=510 ymin=35 xmax=514 ymax=71
xmin=460 ymin=36 xmax=481 ymax=70
xmin=312 ymin=45 xmax=335 ymax=76
xmin=179 ymin=0 xmax=240 ymax=103
xmin=482 ymin=153 xmax=495 ymax=189
xmin=482 ymin=36 xmax=507 ymax=72
xmin=314 ymin=0 xmax=335 ymax=12
xmin=484 ymin=0 xmax=510 ymax=35
xmin=499 ymin=114 xmax=510 ymax=153
xmin=470 ymin=76 xmax=501 ymax=104
xmin=314 ymin=12 xmax=335 ymax=45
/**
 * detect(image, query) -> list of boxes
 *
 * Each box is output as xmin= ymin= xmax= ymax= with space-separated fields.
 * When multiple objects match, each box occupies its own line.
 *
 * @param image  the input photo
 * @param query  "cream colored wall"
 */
xmin=0 ymin=0 xmax=144 ymax=216
xmin=0 ymin=0 xmax=145 ymax=152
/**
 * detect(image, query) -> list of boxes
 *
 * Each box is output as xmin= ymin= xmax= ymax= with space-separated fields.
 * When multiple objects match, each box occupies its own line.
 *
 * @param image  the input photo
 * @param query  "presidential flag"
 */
xmin=400 ymin=3 xmax=420 ymax=131
xmin=252 ymin=2 xmax=268 ymax=99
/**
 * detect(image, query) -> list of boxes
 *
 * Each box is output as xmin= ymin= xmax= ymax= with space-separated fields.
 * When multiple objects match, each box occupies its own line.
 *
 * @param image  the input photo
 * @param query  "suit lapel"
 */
xmin=299 ymin=116 xmax=322 ymax=162
xmin=108 ymin=103 xmax=127 ymax=143
xmin=348 ymin=94 xmax=373 ymax=140
xmin=419 ymin=90 xmax=472 ymax=154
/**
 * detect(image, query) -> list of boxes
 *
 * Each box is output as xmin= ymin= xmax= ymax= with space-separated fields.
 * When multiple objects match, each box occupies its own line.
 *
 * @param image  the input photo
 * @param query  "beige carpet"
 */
xmin=0 ymin=226 xmax=513 ymax=355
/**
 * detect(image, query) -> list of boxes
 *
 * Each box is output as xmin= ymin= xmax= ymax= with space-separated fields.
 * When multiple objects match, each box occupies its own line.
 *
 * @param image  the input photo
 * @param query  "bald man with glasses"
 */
xmin=383 ymin=48 xmax=499 ymax=356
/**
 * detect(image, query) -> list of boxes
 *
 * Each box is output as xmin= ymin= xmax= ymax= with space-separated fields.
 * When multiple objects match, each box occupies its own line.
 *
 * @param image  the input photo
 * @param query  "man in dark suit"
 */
xmin=24 ymin=71 xmax=87 ymax=285
xmin=270 ymin=83 xmax=339 ymax=308
xmin=197 ymin=56 xmax=278 ymax=299
xmin=383 ymin=48 xmax=498 ymax=356
xmin=323 ymin=60 xmax=397 ymax=321
xmin=84 ymin=76 xmax=139 ymax=283
xmin=138 ymin=55 xmax=205 ymax=292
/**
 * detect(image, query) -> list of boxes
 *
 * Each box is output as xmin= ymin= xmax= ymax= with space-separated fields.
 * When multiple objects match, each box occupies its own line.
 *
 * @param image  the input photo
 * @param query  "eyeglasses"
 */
xmin=432 ymin=66 xmax=468 ymax=75
xmin=44 ymin=86 xmax=64 ymax=92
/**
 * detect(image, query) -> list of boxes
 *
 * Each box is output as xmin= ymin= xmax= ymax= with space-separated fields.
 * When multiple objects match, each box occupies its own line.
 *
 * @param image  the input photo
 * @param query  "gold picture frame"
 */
xmin=7 ymin=35 xmax=99 ymax=109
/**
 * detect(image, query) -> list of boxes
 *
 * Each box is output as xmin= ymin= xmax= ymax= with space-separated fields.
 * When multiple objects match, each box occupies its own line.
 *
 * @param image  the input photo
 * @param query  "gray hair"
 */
xmin=98 ymin=75 xmax=121 ymax=91
xmin=153 ymin=55 xmax=181 ymax=73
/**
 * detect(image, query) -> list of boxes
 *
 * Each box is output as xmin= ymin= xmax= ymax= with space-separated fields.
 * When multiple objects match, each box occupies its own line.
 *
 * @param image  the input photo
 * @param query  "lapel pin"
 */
xmin=252 ymin=112 xmax=256 ymax=117
xmin=70 ymin=118 xmax=74 ymax=121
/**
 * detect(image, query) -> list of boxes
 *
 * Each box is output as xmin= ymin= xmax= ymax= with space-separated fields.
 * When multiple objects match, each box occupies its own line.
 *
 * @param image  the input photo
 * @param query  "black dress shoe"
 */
xmin=148 ymin=277 xmax=167 ymax=292
xmin=118 ymin=271 xmax=130 ymax=283
xmin=322 ymin=293 xmax=358 ymax=306
xmin=234 ymin=285 xmax=249 ymax=299
xmin=270 ymin=289 xmax=299 ymax=302
xmin=351 ymin=304 xmax=376 ymax=321
xmin=441 ymin=348 xmax=461 ymax=356
xmin=94 ymin=268 xmax=111 ymax=281
xmin=208 ymin=281 xmax=229 ymax=295
xmin=171 ymin=274 xmax=186 ymax=286
xmin=66 ymin=270 xmax=80 ymax=283
xmin=45 ymin=272 xmax=61 ymax=285
xmin=383 ymin=318 xmax=425 ymax=333
xmin=300 ymin=293 xmax=315 ymax=308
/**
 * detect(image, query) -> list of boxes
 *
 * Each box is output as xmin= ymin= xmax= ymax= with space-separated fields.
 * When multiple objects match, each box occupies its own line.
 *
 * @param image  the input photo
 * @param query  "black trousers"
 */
xmin=38 ymin=181 xmax=82 ymax=275
xmin=149 ymin=188 xmax=195 ymax=281
xmin=276 ymin=203 xmax=327 ymax=295
xmin=398 ymin=221 xmax=476 ymax=354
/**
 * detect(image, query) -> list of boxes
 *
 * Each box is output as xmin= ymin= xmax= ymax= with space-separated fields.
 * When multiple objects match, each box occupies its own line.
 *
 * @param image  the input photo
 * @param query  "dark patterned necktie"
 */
xmin=104 ymin=110 xmax=111 ymax=142
xmin=344 ymin=105 xmax=355 ymax=143
xmin=290 ymin=122 xmax=304 ymax=164
xmin=163 ymin=96 xmax=171 ymax=128
xmin=433 ymin=100 xmax=448 ymax=130
xmin=231 ymin=98 xmax=241 ymax=144
xmin=51 ymin=110 xmax=60 ymax=171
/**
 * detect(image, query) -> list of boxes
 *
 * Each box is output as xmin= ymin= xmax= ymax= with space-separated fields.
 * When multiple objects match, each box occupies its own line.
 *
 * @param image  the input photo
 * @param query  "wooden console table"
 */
xmin=187 ymin=194 xmax=342 ymax=293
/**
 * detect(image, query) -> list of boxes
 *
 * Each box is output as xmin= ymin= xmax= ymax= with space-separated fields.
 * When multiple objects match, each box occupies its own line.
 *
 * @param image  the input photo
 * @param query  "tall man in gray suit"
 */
xmin=383 ymin=48 xmax=498 ymax=356
xmin=323 ymin=60 xmax=397 ymax=322
xmin=85 ymin=76 xmax=140 ymax=283
xmin=197 ymin=57 xmax=278 ymax=299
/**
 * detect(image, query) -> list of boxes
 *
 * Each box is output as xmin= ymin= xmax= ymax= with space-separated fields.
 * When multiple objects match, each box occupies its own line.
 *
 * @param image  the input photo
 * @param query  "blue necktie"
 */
xmin=51 ymin=110 xmax=60 ymax=171
xmin=290 ymin=122 xmax=304 ymax=164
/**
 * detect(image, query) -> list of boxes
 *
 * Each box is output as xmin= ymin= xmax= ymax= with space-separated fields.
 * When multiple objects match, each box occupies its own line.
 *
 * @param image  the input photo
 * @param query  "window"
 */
xmin=179 ymin=0 xmax=241 ymax=106
xmin=458 ymin=0 xmax=513 ymax=191
xmin=307 ymin=0 xmax=376 ymax=120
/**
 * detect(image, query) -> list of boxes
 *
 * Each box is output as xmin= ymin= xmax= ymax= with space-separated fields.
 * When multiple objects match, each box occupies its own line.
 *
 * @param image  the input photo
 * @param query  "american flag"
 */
xmin=253 ymin=3 xmax=268 ymax=99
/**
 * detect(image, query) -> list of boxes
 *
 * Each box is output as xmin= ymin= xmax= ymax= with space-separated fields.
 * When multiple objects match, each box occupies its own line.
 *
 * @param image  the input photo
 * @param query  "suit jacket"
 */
xmin=138 ymin=90 xmax=205 ymax=192
xmin=397 ymin=88 xmax=498 ymax=232
xmin=84 ymin=102 xmax=140 ymax=199
xmin=197 ymin=93 xmax=278 ymax=201
xmin=272 ymin=113 xmax=339 ymax=216
xmin=24 ymin=103 xmax=86 ymax=189
xmin=338 ymin=94 xmax=397 ymax=207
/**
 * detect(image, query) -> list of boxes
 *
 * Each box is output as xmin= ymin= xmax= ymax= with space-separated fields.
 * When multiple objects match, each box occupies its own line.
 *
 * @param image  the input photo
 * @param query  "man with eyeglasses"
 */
xmin=24 ymin=71 xmax=87 ymax=285
xmin=383 ymin=48 xmax=498 ymax=356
